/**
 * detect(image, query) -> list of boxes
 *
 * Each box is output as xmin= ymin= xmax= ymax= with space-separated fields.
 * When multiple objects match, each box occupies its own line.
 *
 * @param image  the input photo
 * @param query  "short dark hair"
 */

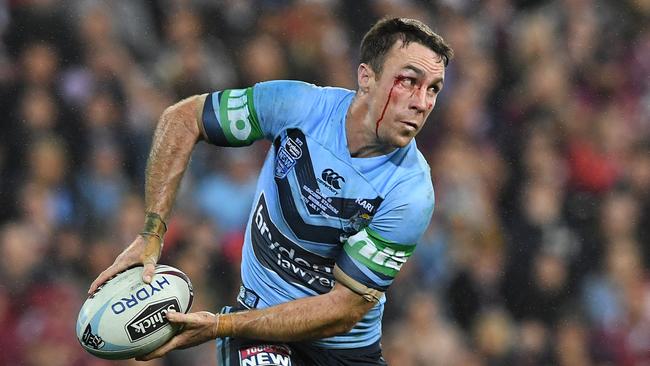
xmin=360 ymin=17 xmax=453 ymax=76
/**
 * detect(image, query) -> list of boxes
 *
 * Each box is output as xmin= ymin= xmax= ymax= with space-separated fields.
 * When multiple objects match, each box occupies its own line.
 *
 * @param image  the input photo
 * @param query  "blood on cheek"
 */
xmin=374 ymin=78 xmax=401 ymax=136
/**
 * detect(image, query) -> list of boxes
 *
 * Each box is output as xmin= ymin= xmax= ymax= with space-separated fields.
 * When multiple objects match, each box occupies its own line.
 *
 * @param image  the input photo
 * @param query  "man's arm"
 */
xmin=138 ymin=282 xmax=376 ymax=360
xmin=145 ymin=94 xmax=206 ymax=219
xmin=220 ymin=282 xmax=375 ymax=340
xmin=88 ymin=94 xmax=207 ymax=293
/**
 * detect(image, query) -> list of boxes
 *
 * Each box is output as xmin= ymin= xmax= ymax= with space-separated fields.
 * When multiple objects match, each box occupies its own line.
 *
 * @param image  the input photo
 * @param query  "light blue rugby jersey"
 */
xmin=201 ymin=80 xmax=435 ymax=349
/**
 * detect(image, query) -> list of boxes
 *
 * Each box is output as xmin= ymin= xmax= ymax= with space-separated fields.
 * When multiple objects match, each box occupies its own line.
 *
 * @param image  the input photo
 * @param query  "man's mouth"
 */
xmin=400 ymin=121 xmax=418 ymax=130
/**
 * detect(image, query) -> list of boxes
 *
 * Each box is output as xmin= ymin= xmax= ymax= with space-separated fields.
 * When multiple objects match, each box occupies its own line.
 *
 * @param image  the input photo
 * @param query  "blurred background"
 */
xmin=0 ymin=0 xmax=648 ymax=365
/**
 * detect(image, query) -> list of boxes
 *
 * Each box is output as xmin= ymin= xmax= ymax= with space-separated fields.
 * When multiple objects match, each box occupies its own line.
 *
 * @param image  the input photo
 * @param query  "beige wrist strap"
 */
xmin=139 ymin=212 xmax=167 ymax=265
xmin=334 ymin=265 xmax=383 ymax=303
xmin=139 ymin=212 xmax=167 ymax=242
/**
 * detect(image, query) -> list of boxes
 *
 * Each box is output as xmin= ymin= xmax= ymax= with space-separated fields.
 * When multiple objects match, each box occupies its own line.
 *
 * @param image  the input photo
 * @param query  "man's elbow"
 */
xmin=326 ymin=282 xmax=377 ymax=335
xmin=325 ymin=316 xmax=357 ymax=336
xmin=158 ymin=95 xmax=205 ymax=142
xmin=339 ymin=314 xmax=364 ymax=334
xmin=334 ymin=303 xmax=372 ymax=334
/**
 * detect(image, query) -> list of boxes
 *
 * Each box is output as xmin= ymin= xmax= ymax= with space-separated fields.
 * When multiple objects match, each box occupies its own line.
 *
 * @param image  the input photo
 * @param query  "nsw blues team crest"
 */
xmin=274 ymin=137 xmax=303 ymax=178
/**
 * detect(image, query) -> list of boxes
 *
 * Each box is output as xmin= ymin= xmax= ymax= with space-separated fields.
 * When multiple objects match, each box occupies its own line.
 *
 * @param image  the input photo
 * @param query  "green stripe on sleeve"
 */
xmin=217 ymin=88 xmax=263 ymax=146
xmin=343 ymin=228 xmax=416 ymax=277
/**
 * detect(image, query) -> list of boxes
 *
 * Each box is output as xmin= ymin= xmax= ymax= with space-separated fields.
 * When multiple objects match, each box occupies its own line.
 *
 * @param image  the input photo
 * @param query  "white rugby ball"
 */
xmin=76 ymin=264 xmax=193 ymax=360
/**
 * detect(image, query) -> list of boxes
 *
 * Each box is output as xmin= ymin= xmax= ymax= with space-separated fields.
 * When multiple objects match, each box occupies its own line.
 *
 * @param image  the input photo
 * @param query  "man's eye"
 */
xmin=398 ymin=76 xmax=416 ymax=88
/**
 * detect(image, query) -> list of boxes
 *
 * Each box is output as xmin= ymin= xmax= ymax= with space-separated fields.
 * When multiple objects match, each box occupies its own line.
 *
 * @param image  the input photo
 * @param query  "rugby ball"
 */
xmin=76 ymin=264 xmax=193 ymax=359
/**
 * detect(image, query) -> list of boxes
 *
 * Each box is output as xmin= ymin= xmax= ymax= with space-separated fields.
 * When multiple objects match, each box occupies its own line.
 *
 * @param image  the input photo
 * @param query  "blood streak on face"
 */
xmin=374 ymin=77 xmax=402 ymax=136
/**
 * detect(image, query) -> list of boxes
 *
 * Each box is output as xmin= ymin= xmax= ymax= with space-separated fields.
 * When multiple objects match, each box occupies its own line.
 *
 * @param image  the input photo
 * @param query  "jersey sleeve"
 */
xmin=201 ymin=80 xmax=323 ymax=146
xmin=334 ymin=175 xmax=434 ymax=299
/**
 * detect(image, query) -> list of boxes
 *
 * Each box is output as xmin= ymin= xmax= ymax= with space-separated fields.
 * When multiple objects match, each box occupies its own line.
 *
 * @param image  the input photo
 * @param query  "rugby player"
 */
xmin=89 ymin=17 xmax=452 ymax=365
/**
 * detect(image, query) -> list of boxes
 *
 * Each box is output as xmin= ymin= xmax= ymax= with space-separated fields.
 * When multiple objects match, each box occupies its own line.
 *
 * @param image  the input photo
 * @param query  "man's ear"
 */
xmin=357 ymin=63 xmax=375 ymax=93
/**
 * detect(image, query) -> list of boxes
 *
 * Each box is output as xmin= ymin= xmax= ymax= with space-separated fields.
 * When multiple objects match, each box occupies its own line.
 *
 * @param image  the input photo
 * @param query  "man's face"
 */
xmin=363 ymin=41 xmax=445 ymax=148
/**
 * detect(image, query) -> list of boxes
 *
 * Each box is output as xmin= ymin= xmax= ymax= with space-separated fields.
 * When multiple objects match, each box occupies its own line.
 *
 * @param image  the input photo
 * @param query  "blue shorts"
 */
xmin=216 ymin=306 xmax=387 ymax=366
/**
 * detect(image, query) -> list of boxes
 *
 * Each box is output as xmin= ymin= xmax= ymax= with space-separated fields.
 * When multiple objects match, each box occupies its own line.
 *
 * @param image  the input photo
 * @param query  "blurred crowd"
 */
xmin=0 ymin=0 xmax=647 ymax=365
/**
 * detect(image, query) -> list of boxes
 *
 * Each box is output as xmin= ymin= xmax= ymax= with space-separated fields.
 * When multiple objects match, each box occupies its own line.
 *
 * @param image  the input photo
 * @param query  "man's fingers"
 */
xmin=88 ymin=267 xmax=118 ymax=294
xmin=88 ymin=277 xmax=102 ymax=295
xmin=164 ymin=310 xmax=212 ymax=325
xmin=142 ymin=262 xmax=156 ymax=284
xmin=136 ymin=336 xmax=180 ymax=361
xmin=165 ymin=310 xmax=189 ymax=324
xmin=141 ymin=235 xmax=162 ymax=284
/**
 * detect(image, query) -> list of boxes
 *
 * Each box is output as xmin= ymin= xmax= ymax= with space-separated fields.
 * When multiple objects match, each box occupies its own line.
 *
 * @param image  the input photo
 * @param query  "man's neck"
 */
xmin=346 ymin=93 xmax=396 ymax=158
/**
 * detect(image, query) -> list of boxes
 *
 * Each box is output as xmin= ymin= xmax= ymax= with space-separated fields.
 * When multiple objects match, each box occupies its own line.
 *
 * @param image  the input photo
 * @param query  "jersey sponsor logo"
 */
xmin=239 ymin=344 xmax=292 ymax=366
xmin=319 ymin=168 xmax=345 ymax=192
xmin=357 ymin=243 xmax=406 ymax=272
xmin=274 ymin=137 xmax=303 ymax=178
xmin=219 ymin=88 xmax=262 ymax=146
xmin=284 ymin=137 xmax=302 ymax=159
xmin=126 ymin=298 xmax=180 ymax=342
xmin=355 ymin=198 xmax=375 ymax=212
xmin=251 ymin=193 xmax=336 ymax=293
xmin=344 ymin=229 xmax=415 ymax=277
xmin=226 ymin=89 xmax=253 ymax=141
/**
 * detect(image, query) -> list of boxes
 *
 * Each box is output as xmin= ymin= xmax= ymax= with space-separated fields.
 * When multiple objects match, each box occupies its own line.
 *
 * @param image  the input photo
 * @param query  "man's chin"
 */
xmin=391 ymin=136 xmax=414 ymax=149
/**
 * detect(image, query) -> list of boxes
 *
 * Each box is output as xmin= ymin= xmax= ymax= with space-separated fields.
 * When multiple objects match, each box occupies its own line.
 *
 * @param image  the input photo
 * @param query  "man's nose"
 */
xmin=410 ymin=86 xmax=429 ymax=112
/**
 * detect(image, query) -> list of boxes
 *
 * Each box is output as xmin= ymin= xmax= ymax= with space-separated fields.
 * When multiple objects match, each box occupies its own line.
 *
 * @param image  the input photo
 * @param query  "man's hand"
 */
xmin=136 ymin=311 xmax=218 ymax=361
xmin=87 ymin=234 xmax=162 ymax=294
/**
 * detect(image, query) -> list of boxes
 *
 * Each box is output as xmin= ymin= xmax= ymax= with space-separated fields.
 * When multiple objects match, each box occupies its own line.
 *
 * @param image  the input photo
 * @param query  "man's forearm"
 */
xmin=145 ymin=96 xmax=203 ymax=219
xmin=215 ymin=284 xmax=374 ymax=342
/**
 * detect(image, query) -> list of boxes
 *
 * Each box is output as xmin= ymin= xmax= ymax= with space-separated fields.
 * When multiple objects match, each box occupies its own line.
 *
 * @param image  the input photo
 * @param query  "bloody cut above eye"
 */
xmin=395 ymin=75 xmax=416 ymax=88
